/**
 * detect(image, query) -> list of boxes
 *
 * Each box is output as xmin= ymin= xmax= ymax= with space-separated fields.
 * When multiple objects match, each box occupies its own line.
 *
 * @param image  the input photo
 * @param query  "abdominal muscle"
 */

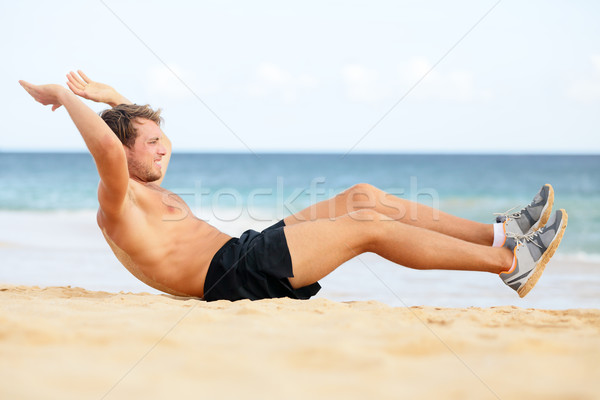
xmin=100 ymin=227 xmax=193 ymax=297
xmin=97 ymin=184 xmax=232 ymax=297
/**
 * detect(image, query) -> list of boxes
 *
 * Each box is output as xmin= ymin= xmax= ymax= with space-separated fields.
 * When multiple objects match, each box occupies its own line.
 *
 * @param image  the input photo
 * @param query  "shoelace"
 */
xmin=493 ymin=204 xmax=524 ymax=220
xmin=506 ymin=230 xmax=543 ymax=249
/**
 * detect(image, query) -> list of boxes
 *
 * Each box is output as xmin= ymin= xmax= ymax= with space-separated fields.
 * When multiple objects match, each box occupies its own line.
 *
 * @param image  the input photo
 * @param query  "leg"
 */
xmin=284 ymin=209 xmax=513 ymax=289
xmin=284 ymin=183 xmax=493 ymax=246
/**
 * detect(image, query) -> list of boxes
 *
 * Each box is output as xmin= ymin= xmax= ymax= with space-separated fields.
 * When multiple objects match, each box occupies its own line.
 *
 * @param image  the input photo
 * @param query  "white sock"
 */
xmin=492 ymin=222 xmax=506 ymax=247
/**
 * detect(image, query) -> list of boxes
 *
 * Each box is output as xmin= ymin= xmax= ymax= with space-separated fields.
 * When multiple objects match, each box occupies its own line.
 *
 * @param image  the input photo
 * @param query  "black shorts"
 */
xmin=203 ymin=220 xmax=321 ymax=301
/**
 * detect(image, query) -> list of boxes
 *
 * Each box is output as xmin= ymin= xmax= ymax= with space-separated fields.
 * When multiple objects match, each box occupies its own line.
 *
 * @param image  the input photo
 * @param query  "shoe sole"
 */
xmin=517 ymin=208 xmax=568 ymax=298
xmin=530 ymin=183 xmax=554 ymax=232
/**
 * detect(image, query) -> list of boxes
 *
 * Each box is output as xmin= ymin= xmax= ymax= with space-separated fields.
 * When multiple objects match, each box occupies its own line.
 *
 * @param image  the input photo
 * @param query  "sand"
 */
xmin=1 ymin=285 xmax=599 ymax=400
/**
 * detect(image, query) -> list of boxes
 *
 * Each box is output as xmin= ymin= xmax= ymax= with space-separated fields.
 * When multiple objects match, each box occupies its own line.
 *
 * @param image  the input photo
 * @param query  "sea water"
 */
xmin=1 ymin=152 xmax=599 ymax=308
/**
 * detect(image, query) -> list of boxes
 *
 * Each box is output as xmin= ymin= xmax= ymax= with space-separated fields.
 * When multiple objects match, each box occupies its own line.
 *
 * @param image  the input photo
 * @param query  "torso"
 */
xmin=97 ymin=179 xmax=232 ymax=297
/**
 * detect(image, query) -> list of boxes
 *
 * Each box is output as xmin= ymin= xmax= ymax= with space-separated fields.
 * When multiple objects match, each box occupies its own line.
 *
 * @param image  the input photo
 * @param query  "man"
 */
xmin=19 ymin=71 xmax=568 ymax=301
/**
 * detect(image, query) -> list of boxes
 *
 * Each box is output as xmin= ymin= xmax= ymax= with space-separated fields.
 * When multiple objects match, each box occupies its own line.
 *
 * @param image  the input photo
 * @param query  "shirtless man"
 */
xmin=19 ymin=71 xmax=568 ymax=301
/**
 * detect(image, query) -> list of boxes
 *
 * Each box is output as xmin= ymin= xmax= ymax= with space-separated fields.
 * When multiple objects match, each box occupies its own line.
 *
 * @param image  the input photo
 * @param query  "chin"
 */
xmin=145 ymin=166 xmax=163 ymax=182
xmin=147 ymin=174 xmax=161 ymax=182
xmin=135 ymin=170 xmax=161 ymax=183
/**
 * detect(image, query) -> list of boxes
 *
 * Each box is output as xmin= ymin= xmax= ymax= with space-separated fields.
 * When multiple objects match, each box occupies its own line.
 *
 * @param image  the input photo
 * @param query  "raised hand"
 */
xmin=66 ymin=70 xmax=130 ymax=107
xmin=19 ymin=80 xmax=69 ymax=111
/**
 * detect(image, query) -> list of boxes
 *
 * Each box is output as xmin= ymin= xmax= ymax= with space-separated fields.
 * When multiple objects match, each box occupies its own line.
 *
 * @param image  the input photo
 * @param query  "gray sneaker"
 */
xmin=495 ymin=184 xmax=554 ymax=236
xmin=500 ymin=209 xmax=568 ymax=298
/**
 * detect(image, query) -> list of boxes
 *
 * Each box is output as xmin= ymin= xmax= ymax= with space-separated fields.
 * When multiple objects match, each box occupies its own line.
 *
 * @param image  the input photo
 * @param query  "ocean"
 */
xmin=1 ymin=152 xmax=599 ymax=308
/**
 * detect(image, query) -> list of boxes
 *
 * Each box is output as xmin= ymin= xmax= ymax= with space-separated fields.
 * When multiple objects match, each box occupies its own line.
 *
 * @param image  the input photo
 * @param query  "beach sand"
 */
xmin=1 ymin=285 xmax=599 ymax=399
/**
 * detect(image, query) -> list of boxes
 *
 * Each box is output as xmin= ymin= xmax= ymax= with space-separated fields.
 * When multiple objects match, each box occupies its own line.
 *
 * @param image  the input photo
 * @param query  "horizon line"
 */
xmin=1 ymin=149 xmax=599 ymax=156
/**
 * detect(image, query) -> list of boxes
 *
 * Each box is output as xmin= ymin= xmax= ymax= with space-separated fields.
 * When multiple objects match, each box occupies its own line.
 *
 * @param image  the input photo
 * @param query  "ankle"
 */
xmin=497 ymin=247 xmax=514 ymax=274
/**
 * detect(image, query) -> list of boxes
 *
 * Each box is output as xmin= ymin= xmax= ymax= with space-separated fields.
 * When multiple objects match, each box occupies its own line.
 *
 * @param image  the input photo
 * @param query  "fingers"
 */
xmin=19 ymin=80 xmax=33 ymax=91
xmin=67 ymin=71 xmax=86 ymax=90
xmin=19 ymin=80 xmax=37 ymax=97
xmin=19 ymin=81 xmax=64 ymax=110
xmin=66 ymin=80 xmax=85 ymax=96
xmin=72 ymin=70 xmax=88 ymax=86
xmin=19 ymin=80 xmax=49 ymax=106
xmin=77 ymin=70 xmax=91 ymax=84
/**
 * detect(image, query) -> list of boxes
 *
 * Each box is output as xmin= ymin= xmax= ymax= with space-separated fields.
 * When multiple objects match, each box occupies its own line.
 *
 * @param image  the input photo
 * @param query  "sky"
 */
xmin=1 ymin=0 xmax=599 ymax=153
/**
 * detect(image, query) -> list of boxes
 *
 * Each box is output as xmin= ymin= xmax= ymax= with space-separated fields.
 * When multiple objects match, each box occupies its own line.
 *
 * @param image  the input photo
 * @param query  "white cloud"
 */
xmin=341 ymin=59 xmax=490 ymax=103
xmin=341 ymin=64 xmax=389 ymax=102
xmin=145 ymin=64 xmax=205 ymax=100
xmin=566 ymin=55 xmax=600 ymax=102
xmin=398 ymin=57 xmax=491 ymax=102
xmin=247 ymin=63 xmax=318 ymax=103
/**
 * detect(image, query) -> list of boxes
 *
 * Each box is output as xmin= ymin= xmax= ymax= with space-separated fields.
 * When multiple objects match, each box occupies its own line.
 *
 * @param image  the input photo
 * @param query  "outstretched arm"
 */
xmin=66 ymin=70 xmax=132 ymax=107
xmin=19 ymin=81 xmax=129 ymax=216
xmin=66 ymin=70 xmax=173 ymax=186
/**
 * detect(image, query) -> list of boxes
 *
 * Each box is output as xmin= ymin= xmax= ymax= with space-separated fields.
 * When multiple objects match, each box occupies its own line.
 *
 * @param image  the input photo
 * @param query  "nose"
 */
xmin=157 ymin=143 xmax=167 ymax=156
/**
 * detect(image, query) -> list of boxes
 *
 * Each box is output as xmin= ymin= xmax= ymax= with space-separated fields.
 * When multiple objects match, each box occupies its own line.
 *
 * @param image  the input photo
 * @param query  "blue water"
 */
xmin=1 ymin=152 xmax=599 ymax=256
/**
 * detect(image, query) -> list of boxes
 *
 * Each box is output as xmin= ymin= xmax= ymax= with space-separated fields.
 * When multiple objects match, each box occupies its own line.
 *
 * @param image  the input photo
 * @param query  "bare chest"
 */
xmin=133 ymin=183 xmax=192 ymax=222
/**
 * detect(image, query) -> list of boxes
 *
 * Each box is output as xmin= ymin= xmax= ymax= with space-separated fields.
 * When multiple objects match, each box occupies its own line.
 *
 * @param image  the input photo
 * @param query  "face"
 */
xmin=124 ymin=118 xmax=167 ymax=183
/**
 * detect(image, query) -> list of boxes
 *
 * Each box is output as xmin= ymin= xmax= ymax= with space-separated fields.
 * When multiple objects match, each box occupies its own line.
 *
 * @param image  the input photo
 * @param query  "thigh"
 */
xmin=283 ymin=184 xmax=371 ymax=226
xmin=283 ymin=210 xmax=383 ymax=288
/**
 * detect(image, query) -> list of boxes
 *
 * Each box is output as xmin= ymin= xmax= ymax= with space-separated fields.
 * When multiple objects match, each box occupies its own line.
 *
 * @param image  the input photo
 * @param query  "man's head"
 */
xmin=100 ymin=104 xmax=167 ymax=183
xmin=100 ymin=104 xmax=163 ymax=148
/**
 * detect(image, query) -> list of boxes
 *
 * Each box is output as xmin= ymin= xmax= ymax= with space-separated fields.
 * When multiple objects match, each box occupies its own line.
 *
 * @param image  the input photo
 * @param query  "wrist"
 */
xmin=116 ymin=94 xmax=132 ymax=106
xmin=109 ymin=95 xmax=132 ymax=107
xmin=105 ymin=87 xmax=120 ymax=107
xmin=57 ymin=87 xmax=76 ymax=104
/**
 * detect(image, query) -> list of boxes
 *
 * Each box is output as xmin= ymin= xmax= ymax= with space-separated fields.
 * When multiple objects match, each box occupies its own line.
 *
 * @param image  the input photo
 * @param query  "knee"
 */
xmin=346 ymin=209 xmax=388 ymax=251
xmin=346 ymin=182 xmax=378 ymax=196
xmin=341 ymin=183 xmax=380 ymax=210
